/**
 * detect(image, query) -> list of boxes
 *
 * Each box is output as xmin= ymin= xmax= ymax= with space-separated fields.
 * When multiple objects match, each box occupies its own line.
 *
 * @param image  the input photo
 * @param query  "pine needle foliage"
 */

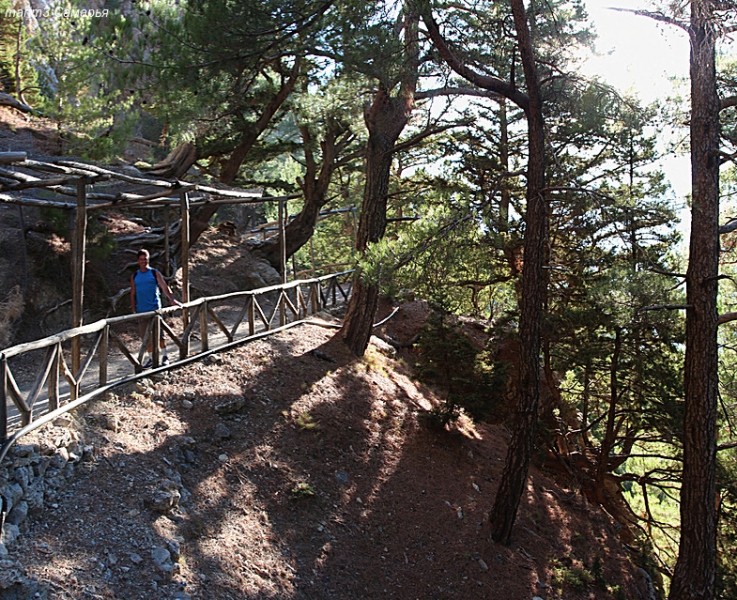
xmin=414 ymin=310 xmax=507 ymax=428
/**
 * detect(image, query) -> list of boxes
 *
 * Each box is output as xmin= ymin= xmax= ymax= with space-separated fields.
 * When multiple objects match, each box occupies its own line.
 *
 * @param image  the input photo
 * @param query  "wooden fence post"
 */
xmin=152 ymin=316 xmax=161 ymax=367
xmin=99 ymin=326 xmax=109 ymax=386
xmin=279 ymin=199 xmax=287 ymax=326
xmin=71 ymin=177 xmax=88 ymax=375
xmin=200 ymin=301 xmax=209 ymax=352
xmin=48 ymin=343 xmax=59 ymax=411
xmin=164 ymin=205 xmax=170 ymax=277
xmin=180 ymin=191 xmax=190 ymax=358
xmin=0 ymin=356 xmax=7 ymax=443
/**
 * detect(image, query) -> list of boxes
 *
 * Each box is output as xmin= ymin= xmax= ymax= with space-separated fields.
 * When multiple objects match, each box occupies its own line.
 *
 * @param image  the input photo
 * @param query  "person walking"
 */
xmin=130 ymin=248 xmax=181 ymax=368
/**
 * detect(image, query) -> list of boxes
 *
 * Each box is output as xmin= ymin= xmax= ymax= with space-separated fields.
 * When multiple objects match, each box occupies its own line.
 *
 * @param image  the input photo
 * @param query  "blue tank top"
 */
xmin=133 ymin=268 xmax=161 ymax=312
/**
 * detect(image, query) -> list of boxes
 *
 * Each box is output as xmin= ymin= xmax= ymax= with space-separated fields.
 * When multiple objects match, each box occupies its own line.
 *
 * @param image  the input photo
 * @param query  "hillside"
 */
xmin=0 ymin=105 xmax=659 ymax=600
xmin=0 ymin=311 xmax=653 ymax=600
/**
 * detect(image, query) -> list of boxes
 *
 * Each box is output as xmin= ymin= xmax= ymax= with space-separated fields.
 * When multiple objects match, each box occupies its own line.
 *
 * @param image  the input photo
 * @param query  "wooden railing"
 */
xmin=0 ymin=270 xmax=353 ymax=452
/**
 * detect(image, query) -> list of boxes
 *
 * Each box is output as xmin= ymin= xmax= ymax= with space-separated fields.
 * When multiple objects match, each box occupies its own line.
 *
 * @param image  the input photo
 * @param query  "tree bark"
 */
xmin=254 ymin=121 xmax=347 ymax=270
xmin=669 ymin=1 xmax=720 ymax=598
xmin=341 ymin=4 xmax=419 ymax=356
xmin=341 ymin=87 xmax=414 ymax=354
xmin=489 ymin=0 xmax=547 ymax=546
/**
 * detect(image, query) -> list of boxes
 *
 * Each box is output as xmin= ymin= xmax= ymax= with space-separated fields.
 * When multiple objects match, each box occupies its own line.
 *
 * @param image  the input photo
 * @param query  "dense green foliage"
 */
xmin=415 ymin=311 xmax=507 ymax=427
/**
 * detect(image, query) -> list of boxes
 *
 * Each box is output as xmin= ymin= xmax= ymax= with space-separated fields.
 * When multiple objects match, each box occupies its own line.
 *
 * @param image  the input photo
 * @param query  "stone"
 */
xmin=181 ymin=400 xmax=194 ymax=410
xmin=146 ymin=488 xmax=180 ymax=514
xmin=6 ymin=502 xmax=28 ymax=526
xmin=105 ymin=415 xmax=121 ymax=433
xmin=213 ymin=423 xmax=231 ymax=440
xmin=25 ymin=479 xmax=45 ymax=513
xmin=129 ymin=553 xmax=143 ymax=565
xmin=151 ymin=547 xmax=171 ymax=568
xmin=214 ymin=397 xmax=246 ymax=415
xmin=33 ymin=457 xmax=51 ymax=478
xmin=11 ymin=445 xmax=37 ymax=459
xmin=167 ymin=539 xmax=181 ymax=562
xmin=3 ymin=483 xmax=23 ymax=514
xmin=49 ymin=449 xmax=68 ymax=471
xmin=12 ymin=467 xmax=30 ymax=491
xmin=369 ymin=335 xmax=397 ymax=357
xmin=2 ymin=524 xmax=20 ymax=547
xmin=179 ymin=437 xmax=196 ymax=449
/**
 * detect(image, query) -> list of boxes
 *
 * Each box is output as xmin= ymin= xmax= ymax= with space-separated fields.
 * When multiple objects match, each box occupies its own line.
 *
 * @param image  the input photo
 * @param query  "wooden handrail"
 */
xmin=0 ymin=271 xmax=353 ymax=447
xmin=0 ymin=271 xmax=354 ymax=358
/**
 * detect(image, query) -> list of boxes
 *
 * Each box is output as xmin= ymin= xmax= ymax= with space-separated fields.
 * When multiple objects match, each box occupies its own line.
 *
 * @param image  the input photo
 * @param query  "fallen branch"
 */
xmin=0 ymin=92 xmax=33 ymax=114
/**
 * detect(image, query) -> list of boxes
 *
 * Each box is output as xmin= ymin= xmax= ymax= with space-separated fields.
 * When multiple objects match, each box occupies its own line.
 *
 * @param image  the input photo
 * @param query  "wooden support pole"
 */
xmin=48 ymin=344 xmax=59 ymax=411
xmin=0 ymin=356 xmax=7 ymax=443
xmin=152 ymin=316 xmax=160 ymax=367
xmin=279 ymin=199 xmax=287 ymax=326
xmin=200 ymin=301 xmax=209 ymax=352
xmin=180 ymin=191 xmax=190 ymax=357
xmin=164 ymin=205 xmax=170 ymax=277
xmin=99 ymin=326 xmax=108 ymax=386
xmin=71 ymin=178 xmax=87 ymax=375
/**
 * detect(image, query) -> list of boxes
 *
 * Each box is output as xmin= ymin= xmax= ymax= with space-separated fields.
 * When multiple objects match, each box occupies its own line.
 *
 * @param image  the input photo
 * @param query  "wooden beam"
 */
xmin=0 ymin=152 xmax=27 ymax=164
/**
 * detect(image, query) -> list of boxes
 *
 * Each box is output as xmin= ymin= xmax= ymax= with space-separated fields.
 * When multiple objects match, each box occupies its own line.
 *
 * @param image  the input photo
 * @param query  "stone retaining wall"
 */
xmin=0 ymin=415 xmax=91 ymax=554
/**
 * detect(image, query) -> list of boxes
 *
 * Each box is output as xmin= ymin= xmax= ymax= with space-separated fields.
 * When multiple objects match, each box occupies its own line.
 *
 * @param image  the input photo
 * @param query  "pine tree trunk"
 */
xmin=341 ymin=5 xmax=419 ymax=356
xmin=670 ymin=1 xmax=720 ymax=598
xmin=489 ymin=0 xmax=547 ymax=546
xmin=341 ymin=89 xmax=407 ymax=355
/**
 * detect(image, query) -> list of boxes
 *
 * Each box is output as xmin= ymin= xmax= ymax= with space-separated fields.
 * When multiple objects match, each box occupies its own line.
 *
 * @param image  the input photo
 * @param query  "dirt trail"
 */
xmin=7 ymin=318 xmax=644 ymax=600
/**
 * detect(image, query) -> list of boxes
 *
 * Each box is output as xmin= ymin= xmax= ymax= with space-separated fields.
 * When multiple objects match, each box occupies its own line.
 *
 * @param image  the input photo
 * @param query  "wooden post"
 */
xmin=48 ymin=344 xmax=59 ymax=411
xmin=152 ymin=316 xmax=160 ymax=367
xmin=180 ymin=191 xmax=190 ymax=357
xmin=71 ymin=178 xmax=87 ymax=376
xmin=200 ymin=301 xmax=209 ymax=352
xmin=279 ymin=199 xmax=287 ymax=326
xmin=0 ymin=356 xmax=8 ymax=443
xmin=99 ymin=326 xmax=108 ymax=386
xmin=164 ymin=205 xmax=170 ymax=277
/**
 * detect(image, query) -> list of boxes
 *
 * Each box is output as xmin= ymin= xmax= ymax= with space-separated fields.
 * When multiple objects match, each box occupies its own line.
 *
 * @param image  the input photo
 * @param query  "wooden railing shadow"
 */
xmin=0 ymin=270 xmax=353 ymax=458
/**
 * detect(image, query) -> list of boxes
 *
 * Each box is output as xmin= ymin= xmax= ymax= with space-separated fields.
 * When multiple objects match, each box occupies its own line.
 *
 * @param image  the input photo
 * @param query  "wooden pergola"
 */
xmin=0 ymin=151 xmax=295 ymax=370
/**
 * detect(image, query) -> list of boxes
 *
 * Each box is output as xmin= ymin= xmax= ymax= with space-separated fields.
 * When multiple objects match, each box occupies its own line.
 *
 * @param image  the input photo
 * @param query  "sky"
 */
xmin=580 ymin=0 xmax=692 ymax=203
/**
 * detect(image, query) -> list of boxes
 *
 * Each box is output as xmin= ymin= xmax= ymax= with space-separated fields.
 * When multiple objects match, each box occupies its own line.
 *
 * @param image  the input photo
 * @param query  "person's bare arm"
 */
xmin=130 ymin=275 xmax=137 ymax=313
xmin=155 ymin=271 xmax=182 ymax=306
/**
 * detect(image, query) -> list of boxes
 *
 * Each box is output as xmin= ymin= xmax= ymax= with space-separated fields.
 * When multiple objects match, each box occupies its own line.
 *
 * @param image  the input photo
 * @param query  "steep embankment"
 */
xmin=2 ymin=310 xmax=652 ymax=600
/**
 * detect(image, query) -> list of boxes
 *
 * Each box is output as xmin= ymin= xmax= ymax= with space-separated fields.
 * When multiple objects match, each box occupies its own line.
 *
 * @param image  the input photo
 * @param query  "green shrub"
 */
xmin=415 ymin=311 xmax=506 ymax=428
